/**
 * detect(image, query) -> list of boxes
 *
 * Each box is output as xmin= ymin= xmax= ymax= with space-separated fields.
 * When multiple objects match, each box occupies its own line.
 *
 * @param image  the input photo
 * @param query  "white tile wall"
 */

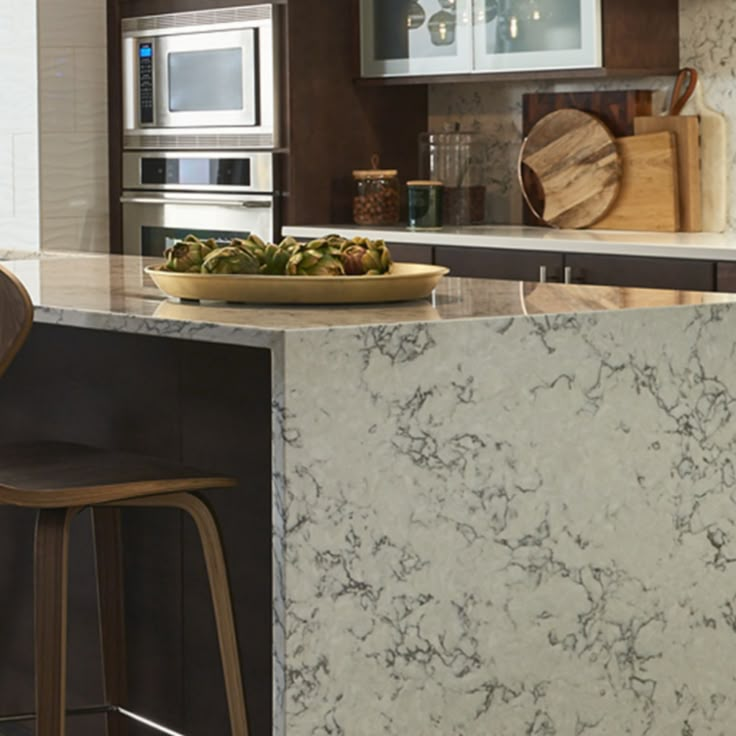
xmin=38 ymin=0 xmax=109 ymax=253
xmin=0 ymin=0 xmax=39 ymax=251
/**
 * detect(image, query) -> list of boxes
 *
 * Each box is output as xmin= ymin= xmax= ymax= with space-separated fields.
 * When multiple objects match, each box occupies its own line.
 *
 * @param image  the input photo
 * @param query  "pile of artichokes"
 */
xmin=163 ymin=233 xmax=393 ymax=277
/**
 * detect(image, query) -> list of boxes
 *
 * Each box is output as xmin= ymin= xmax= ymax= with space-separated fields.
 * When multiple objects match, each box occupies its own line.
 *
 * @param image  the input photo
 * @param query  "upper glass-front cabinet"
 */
xmin=360 ymin=0 xmax=601 ymax=77
xmin=473 ymin=0 xmax=601 ymax=72
xmin=360 ymin=0 xmax=474 ymax=77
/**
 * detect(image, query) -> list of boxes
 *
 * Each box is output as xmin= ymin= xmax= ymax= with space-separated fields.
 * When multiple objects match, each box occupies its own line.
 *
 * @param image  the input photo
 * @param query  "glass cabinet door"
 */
xmin=360 ymin=0 xmax=473 ymax=77
xmin=472 ymin=0 xmax=601 ymax=73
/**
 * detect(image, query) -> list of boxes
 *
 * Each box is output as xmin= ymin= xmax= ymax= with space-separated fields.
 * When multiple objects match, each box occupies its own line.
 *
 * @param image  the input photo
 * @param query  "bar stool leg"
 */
xmin=34 ymin=507 xmax=78 ymax=736
xmin=114 ymin=493 xmax=249 ymax=736
xmin=92 ymin=507 xmax=128 ymax=736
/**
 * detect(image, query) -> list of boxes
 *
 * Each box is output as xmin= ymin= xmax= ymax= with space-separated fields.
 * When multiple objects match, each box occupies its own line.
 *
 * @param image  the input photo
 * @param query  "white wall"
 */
xmin=38 ymin=0 xmax=109 ymax=252
xmin=429 ymin=2 xmax=736 ymax=232
xmin=0 ymin=1 xmax=40 ymax=252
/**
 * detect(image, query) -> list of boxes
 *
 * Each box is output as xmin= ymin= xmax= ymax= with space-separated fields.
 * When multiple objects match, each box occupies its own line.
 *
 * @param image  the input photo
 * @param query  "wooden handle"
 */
xmin=669 ymin=67 xmax=698 ymax=116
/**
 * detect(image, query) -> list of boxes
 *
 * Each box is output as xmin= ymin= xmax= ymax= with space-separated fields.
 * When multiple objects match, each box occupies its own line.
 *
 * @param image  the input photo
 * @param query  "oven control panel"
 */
xmin=140 ymin=158 xmax=253 ymax=187
xmin=138 ymin=42 xmax=154 ymax=125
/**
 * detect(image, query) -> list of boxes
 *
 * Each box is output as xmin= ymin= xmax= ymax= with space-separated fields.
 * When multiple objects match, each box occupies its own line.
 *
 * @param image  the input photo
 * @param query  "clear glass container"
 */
xmin=352 ymin=160 xmax=400 ymax=226
xmin=419 ymin=129 xmax=487 ymax=225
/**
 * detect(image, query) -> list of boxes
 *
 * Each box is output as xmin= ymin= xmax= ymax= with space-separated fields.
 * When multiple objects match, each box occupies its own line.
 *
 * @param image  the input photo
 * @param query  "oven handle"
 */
xmin=120 ymin=195 xmax=272 ymax=208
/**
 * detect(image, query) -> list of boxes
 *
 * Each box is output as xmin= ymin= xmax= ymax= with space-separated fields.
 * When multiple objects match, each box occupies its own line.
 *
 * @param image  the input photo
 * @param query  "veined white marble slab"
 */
xmin=7 ymin=253 xmax=736 ymax=734
xmin=284 ymin=224 xmax=736 ymax=261
xmin=4 ymin=253 xmax=729 ymax=342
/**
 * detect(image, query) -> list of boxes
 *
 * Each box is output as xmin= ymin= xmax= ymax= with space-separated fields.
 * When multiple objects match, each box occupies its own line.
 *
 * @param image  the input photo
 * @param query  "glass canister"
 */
xmin=419 ymin=129 xmax=487 ymax=225
xmin=352 ymin=155 xmax=400 ymax=226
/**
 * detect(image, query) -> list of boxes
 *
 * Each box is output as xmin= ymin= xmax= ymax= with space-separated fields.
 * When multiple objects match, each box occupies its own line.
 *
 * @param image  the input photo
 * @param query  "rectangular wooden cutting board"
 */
xmin=591 ymin=131 xmax=680 ymax=232
xmin=634 ymin=115 xmax=701 ymax=232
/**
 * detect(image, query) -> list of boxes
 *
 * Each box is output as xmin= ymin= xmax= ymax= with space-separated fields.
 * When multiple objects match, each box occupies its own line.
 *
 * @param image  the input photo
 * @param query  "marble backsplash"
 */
xmin=428 ymin=2 xmax=736 ymax=231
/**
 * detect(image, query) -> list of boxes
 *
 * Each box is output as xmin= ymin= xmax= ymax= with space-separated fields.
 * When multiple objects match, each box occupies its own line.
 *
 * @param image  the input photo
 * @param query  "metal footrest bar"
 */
xmin=117 ymin=707 xmax=186 ymax=736
xmin=0 ymin=704 xmax=185 ymax=735
xmin=0 ymin=704 xmax=114 ymax=723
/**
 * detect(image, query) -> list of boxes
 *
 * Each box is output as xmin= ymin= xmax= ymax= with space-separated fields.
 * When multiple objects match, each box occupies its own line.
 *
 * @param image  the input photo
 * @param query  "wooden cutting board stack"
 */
xmin=520 ymin=71 xmax=728 ymax=233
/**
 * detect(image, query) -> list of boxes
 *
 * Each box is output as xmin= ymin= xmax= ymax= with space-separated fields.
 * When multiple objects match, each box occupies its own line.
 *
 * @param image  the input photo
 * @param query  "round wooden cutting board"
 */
xmin=519 ymin=109 xmax=622 ymax=229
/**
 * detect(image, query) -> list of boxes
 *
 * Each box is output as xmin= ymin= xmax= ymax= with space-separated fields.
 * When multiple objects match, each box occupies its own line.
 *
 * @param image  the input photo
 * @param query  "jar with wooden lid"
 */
xmin=352 ymin=155 xmax=400 ymax=226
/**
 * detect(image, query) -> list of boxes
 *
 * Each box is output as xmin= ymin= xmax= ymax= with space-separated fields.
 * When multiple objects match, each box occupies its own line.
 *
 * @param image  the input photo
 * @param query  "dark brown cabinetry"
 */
xmin=564 ymin=253 xmax=716 ymax=291
xmin=383 ymin=241 xmax=736 ymax=294
xmin=385 ymin=243 xmax=433 ymax=265
xmin=360 ymin=0 xmax=679 ymax=84
xmin=716 ymin=263 xmax=736 ymax=292
xmin=434 ymin=246 xmax=563 ymax=282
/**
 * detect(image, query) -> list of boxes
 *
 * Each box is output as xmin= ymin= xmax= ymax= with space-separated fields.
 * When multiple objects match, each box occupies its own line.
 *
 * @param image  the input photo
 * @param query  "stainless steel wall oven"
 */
xmin=121 ymin=151 xmax=276 ymax=257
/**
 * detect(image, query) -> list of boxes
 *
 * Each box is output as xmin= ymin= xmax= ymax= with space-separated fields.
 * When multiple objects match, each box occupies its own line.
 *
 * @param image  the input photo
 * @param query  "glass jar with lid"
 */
xmin=419 ymin=127 xmax=487 ymax=226
xmin=352 ymin=155 xmax=400 ymax=226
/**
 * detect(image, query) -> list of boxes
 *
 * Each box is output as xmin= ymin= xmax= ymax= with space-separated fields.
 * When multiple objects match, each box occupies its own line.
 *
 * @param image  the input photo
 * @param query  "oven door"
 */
xmin=121 ymin=191 xmax=275 ymax=258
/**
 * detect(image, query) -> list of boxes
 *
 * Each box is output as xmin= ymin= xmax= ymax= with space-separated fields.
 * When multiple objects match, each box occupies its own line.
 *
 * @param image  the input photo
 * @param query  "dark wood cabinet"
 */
xmin=386 ymin=243 xmax=433 ymax=265
xmin=359 ymin=0 xmax=679 ymax=85
xmin=564 ymin=253 xmax=715 ymax=291
xmin=716 ymin=262 xmax=736 ymax=292
xmin=434 ymin=246 xmax=563 ymax=282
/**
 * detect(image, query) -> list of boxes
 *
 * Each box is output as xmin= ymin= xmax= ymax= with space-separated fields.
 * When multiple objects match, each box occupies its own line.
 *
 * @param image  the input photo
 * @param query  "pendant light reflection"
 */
xmin=406 ymin=1 xmax=426 ymax=30
xmin=428 ymin=9 xmax=456 ymax=46
xmin=509 ymin=14 xmax=519 ymax=39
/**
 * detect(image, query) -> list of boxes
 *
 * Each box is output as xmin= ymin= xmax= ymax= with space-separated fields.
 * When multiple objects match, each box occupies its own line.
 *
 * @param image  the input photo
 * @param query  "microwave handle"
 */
xmin=120 ymin=195 xmax=272 ymax=208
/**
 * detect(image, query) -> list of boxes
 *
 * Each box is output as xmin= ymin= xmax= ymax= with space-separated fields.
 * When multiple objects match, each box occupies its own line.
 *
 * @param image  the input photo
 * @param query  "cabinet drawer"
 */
xmin=435 ymin=246 xmax=563 ymax=281
xmin=716 ymin=262 xmax=736 ymax=292
xmin=386 ymin=243 xmax=433 ymax=265
xmin=565 ymin=253 xmax=715 ymax=291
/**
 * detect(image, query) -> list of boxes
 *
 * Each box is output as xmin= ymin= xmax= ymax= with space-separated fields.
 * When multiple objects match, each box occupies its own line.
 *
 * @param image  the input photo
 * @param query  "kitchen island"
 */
xmin=3 ymin=253 xmax=736 ymax=735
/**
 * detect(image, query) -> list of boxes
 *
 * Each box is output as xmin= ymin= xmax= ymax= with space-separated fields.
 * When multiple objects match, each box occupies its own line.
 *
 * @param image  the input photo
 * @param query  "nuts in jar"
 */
xmin=352 ymin=155 xmax=400 ymax=226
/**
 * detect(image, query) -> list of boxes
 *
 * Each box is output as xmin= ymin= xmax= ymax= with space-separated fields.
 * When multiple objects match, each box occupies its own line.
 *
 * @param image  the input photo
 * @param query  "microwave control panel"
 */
xmin=138 ymin=43 xmax=154 ymax=125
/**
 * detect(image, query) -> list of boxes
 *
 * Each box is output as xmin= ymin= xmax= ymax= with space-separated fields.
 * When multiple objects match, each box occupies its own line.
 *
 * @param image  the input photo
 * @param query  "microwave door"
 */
xmin=154 ymin=29 xmax=258 ymax=130
xmin=121 ymin=193 xmax=274 ymax=257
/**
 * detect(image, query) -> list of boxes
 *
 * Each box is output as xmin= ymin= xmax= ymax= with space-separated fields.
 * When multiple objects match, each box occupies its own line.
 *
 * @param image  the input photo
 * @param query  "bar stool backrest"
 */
xmin=0 ymin=264 xmax=33 ymax=380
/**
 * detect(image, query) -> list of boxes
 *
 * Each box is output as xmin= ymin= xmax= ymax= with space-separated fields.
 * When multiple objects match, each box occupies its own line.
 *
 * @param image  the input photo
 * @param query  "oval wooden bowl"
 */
xmin=146 ymin=262 xmax=450 ymax=304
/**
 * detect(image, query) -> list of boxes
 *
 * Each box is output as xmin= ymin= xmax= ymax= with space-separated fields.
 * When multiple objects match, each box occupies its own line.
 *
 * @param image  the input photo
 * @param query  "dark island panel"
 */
xmin=0 ymin=325 xmax=273 ymax=736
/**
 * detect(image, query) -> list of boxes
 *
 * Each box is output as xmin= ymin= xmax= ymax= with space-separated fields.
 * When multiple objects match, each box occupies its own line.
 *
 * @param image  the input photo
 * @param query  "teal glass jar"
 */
xmin=407 ymin=180 xmax=443 ymax=230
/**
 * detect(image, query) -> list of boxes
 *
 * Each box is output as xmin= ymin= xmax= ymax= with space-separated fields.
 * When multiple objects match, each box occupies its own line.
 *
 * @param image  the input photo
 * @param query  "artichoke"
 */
xmin=163 ymin=235 xmax=215 ymax=273
xmin=232 ymin=233 xmax=267 ymax=252
xmin=201 ymin=245 xmax=260 ymax=274
xmin=257 ymin=243 xmax=292 ymax=275
xmin=338 ymin=237 xmax=393 ymax=275
xmin=286 ymin=238 xmax=345 ymax=276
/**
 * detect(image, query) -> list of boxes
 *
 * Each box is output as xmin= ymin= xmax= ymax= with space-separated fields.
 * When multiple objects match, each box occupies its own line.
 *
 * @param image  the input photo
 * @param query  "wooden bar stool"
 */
xmin=0 ymin=264 xmax=250 ymax=736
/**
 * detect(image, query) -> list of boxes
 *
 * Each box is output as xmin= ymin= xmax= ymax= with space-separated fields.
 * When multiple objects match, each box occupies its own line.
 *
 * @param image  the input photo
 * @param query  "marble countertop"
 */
xmin=2 ymin=254 xmax=733 ymax=350
xmin=283 ymin=224 xmax=736 ymax=261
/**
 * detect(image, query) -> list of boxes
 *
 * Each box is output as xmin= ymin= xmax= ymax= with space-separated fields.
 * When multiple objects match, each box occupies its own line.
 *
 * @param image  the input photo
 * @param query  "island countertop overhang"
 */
xmin=2 ymin=254 xmax=734 ymax=349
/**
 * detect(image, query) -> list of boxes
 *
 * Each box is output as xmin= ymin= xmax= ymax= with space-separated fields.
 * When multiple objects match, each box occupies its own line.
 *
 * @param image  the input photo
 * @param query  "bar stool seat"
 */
xmin=0 ymin=265 xmax=250 ymax=736
xmin=0 ymin=441 xmax=234 ymax=506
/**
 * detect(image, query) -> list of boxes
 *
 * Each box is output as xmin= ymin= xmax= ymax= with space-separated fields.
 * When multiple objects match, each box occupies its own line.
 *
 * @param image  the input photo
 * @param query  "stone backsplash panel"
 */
xmin=429 ymin=3 xmax=734 ymax=231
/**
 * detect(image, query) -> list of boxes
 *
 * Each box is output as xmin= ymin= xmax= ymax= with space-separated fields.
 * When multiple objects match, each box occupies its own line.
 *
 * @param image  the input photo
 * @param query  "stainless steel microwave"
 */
xmin=122 ymin=5 xmax=279 ymax=150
